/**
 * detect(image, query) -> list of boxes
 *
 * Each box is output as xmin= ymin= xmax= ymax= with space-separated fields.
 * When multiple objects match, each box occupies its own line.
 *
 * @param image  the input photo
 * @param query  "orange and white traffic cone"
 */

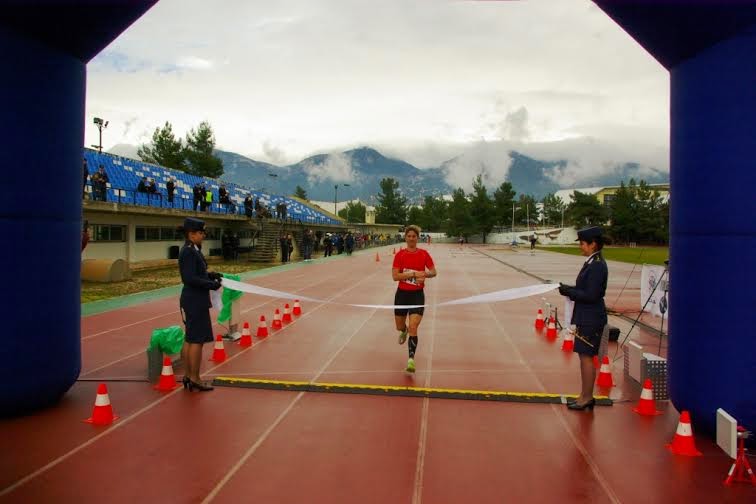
xmin=84 ymin=383 xmax=119 ymax=425
xmin=633 ymin=379 xmax=662 ymax=416
xmin=282 ymin=304 xmax=293 ymax=323
xmin=293 ymin=300 xmax=302 ymax=316
xmin=239 ymin=321 xmax=253 ymax=347
xmin=534 ymin=309 xmax=545 ymax=330
xmin=561 ymin=328 xmax=575 ymax=352
xmin=596 ymin=356 xmax=614 ymax=387
xmin=256 ymin=315 xmax=269 ymax=338
xmin=375 ymin=252 xmax=380 ymax=262
xmin=209 ymin=335 xmax=227 ymax=362
xmin=546 ymin=317 xmax=557 ymax=338
xmin=272 ymin=309 xmax=283 ymax=329
xmin=154 ymin=357 xmax=179 ymax=391
xmin=667 ymin=411 xmax=702 ymax=456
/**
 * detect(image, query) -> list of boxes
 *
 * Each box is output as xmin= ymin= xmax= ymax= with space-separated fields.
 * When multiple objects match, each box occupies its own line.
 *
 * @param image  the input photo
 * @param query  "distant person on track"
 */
xmin=392 ymin=225 xmax=437 ymax=374
xmin=178 ymin=217 xmax=222 ymax=392
xmin=558 ymin=226 xmax=608 ymax=411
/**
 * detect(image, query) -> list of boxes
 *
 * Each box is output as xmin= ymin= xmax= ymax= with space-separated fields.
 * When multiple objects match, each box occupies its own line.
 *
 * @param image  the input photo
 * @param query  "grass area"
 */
xmin=81 ymin=261 xmax=272 ymax=303
xmin=540 ymin=246 xmax=669 ymax=265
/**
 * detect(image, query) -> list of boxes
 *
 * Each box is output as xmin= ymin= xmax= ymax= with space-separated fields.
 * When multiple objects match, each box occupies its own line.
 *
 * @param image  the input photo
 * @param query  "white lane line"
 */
xmin=0 ymin=387 xmax=182 ymax=497
xmin=411 ymin=264 xmax=439 ymax=504
xmin=202 ymin=282 xmax=386 ymax=502
xmin=460 ymin=262 xmax=621 ymax=504
xmin=3 ymin=262 xmax=383 ymax=496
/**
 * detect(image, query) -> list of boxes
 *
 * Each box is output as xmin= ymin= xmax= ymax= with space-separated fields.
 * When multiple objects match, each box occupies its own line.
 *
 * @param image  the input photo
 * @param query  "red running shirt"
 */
xmin=393 ymin=248 xmax=435 ymax=291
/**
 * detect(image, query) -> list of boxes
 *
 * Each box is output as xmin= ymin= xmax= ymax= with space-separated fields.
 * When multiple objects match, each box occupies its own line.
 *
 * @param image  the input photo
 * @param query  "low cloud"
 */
xmin=441 ymin=141 xmax=513 ymax=192
xmin=303 ymin=152 xmax=355 ymax=184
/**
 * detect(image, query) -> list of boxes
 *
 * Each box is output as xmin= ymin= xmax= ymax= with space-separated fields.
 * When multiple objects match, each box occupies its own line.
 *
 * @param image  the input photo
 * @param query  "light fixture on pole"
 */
xmin=92 ymin=117 xmax=108 ymax=153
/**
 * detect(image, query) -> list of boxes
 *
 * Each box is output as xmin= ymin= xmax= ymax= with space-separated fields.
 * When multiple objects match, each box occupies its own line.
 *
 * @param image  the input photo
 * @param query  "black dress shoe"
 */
xmin=182 ymin=376 xmax=190 ymax=390
xmin=567 ymin=398 xmax=596 ymax=411
xmin=188 ymin=380 xmax=214 ymax=392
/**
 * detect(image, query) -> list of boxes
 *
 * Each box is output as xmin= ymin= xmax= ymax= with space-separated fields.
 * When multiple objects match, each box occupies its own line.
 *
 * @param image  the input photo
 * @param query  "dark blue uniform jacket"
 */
xmin=179 ymin=243 xmax=217 ymax=311
xmin=567 ymin=253 xmax=608 ymax=328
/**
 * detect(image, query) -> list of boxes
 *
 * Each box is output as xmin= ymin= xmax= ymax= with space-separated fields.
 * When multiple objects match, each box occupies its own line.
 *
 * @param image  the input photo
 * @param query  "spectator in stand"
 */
xmin=137 ymin=177 xmax=148 ymax=193
xmin=91 ymin=165 xmax=109 ymax=201
xmin=82 ymin=158 xmax=88 ymax=198
xmin=280 ymin=232 xmax=289 ymax=263
xmin=166 ymin=178 xmax=175 ymax=205
xmin=219 ymin=185 xmax=230 ymax=212
xmin=192 ymin=183 xmax=202 ymax=211
xmin=282 ymin=203 xmax=288 ymax=221
xmin=254 ymin=197 xmax=261 ymax=216
xmin=244 ymin=194 xmax=254 ymax=218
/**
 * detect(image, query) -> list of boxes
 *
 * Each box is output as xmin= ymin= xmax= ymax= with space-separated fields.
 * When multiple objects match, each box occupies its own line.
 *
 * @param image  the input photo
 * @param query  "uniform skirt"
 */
xmin=574 ymin=325 xmax=603 ymax=357
xmin=181 ymin=305 xmax=214 ymax=344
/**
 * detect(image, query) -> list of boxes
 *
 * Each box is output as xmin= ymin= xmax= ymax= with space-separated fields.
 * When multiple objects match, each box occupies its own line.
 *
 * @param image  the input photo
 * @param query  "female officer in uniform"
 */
xmin=178 ymin=217 xmax=222 ymax=391
xmin=558 ymin=226 xmax=608 ymax=411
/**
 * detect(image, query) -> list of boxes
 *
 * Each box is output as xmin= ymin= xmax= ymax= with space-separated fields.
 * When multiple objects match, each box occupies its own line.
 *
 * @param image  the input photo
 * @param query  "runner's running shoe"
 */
xmin=406 ymin=358 xmax=416 ymax=373
xmin=398 ymin=329 xmax=408 ymax=345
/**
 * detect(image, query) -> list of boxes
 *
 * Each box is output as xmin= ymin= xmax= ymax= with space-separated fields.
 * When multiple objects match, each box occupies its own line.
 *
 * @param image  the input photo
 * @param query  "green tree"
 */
xmin=338 ymin=200 xmax=367 ymax=222
xmin=446 ymin=188 xmax=472 ymax=239
xmin=418 ymin=195 xmax=448 ymax=232
xmin=375 ymin=177 xmax=408 ymax=224
xmin=608 ymin=180 xmax=638 ymax=243
xmin=184 ymin=121 xmax=223 ymax=178
xmin=541 ymin=193 xmax=566 ymax=228
xmin=293 ymin=185 xmax=308 ymax=200
xmin=493 ymin=181 xmax=516 ymax=229
xmin=407 ymin=205 xmax=423 ymax=226
xmin=138 ymin=121 xmax=186 ymax=171
xmin=568 ymin=190 xmax=607 ymax=227
xmin=468 ymin=175 xmax=496 ymax=242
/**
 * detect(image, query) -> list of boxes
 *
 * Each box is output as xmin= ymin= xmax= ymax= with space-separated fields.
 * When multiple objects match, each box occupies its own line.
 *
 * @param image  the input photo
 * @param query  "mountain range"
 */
xmin=108 ymin=143 xmax=669 ymax=203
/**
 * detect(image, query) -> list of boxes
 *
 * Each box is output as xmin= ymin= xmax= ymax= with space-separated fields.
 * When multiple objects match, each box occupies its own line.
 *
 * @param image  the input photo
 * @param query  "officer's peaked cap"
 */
xmin=576 ymin=226 xmax=603 ymax=242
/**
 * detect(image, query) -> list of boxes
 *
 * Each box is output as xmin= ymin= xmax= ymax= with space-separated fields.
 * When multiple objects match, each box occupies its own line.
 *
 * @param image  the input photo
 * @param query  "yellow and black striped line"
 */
xmin=212 ymin=377 xmax=613 ymax=406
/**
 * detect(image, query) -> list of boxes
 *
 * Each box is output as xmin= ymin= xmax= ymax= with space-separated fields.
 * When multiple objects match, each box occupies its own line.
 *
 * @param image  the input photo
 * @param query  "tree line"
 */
xmin=138 ymin=121 xmax=224 ymax=178
xmin=372 ymin=176 xmax=669 ymax=244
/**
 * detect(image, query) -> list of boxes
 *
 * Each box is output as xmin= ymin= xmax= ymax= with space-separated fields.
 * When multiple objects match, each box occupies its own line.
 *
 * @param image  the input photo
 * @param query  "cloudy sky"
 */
xmin=85 ymin=0 xmax=669 ymax=188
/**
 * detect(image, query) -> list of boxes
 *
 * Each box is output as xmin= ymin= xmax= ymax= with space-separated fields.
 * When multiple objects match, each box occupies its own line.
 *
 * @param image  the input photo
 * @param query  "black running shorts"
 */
xmin=394 ymin=288 xmax=425 ymax=316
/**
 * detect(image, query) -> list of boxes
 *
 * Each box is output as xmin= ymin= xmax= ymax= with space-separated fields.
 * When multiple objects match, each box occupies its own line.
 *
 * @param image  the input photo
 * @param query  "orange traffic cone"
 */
xmin=239 ymin=321 xmax=253 ymax=347
xmin=534 ymin=309 xmax=545 ymax=329
xmin=546 ymin=317 xmax=557 ymax=338
xmin=633 ymin=379 xmax=662 ymax=416
xmin=667 ymin=411 xmax=702 ymax=456
xmin=375 ymin=252 xmax=380 ymax=262
xmin=209 ymin=335 xmax=227 ymax=362
xmin=154 ymin=357 xmax=179 ymax=391
xmin=256 ymin=315 xmax=269 ymax=338
xmin=84 ymin=383 xmax=119 ymax=425
xmin=596 ymin=356 xmax=614 ymax=387
xmin=293 ymin=300 xmax=302 ymax=316
xmin=282 ymin=304 xmax=293 ymax=323
xmin=272 ymin=309 xmax=283 ymax=329
xmin=561 ymin=328 xmax=574 ymax=351
xmin=593 ymin=355 xmax=600 ymax=369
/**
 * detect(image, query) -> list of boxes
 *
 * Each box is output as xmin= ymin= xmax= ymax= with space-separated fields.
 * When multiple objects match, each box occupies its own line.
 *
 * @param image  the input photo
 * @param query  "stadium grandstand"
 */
xmin=82 ymin=148 xmax=345 ymax=264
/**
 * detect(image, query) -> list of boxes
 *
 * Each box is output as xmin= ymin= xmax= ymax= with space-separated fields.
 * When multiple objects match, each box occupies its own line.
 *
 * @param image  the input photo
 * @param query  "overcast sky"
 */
xmin=85 ymin=0 xmax=669 ymax=187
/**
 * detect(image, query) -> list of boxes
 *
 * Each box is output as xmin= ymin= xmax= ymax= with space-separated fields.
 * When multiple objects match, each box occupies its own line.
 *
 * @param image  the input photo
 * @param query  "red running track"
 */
xmin=1 ymin=245 xmax=753 ymax=503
